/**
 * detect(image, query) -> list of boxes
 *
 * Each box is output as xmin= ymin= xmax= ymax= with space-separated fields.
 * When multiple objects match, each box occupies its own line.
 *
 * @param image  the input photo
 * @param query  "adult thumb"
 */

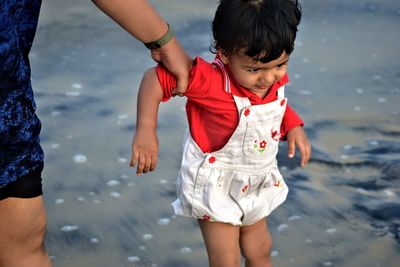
xmin=172 ymin=73 xmax=189 ymax=96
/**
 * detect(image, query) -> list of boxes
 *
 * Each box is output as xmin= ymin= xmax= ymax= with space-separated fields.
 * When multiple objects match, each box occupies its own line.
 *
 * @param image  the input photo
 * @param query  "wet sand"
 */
xmin=31 ymin=0 xmax=399 ymax=266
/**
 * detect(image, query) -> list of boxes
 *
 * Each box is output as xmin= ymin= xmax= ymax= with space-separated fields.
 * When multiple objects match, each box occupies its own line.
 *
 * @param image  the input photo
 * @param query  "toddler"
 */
xmin=131 ymin=0 xmax=311 ymax=266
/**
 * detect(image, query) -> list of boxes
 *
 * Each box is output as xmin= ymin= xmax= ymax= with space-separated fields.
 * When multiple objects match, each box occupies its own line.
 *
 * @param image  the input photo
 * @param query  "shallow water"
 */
xmin=31 ymin=0 xmax=400 ymax=266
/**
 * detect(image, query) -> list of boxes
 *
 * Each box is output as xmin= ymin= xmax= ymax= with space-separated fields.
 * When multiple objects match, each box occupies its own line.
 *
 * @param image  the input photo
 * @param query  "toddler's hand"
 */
xmin=286 ymin=126 xmax=311 ymax=167
xmin=130 ymin=129 xmax=159 ymax=175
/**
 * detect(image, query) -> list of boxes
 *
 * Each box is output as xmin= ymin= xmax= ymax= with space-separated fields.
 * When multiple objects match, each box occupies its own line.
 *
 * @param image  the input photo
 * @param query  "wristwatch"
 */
xmin=144 ymin=24 xmax=175 ymax=49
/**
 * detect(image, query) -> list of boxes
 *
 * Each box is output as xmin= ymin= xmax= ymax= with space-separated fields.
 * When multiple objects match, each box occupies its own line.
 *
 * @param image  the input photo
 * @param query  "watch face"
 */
xmin=145 ymin=42 xmax=161 ymax=49
xmin=144 ymin=42 xmax=158 ymax=49
xmin=153 ymin=43 xmax=162 ymax=49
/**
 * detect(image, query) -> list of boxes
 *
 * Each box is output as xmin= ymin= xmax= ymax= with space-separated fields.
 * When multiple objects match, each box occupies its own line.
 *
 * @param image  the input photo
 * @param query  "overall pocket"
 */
xmin=242 ymin=119 xmax=281 ymax=160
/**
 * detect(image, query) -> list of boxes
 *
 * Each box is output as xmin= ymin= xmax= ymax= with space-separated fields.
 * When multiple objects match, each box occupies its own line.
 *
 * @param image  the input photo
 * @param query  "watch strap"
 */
xmin=144 ymin=24 xmax=174 ymax=49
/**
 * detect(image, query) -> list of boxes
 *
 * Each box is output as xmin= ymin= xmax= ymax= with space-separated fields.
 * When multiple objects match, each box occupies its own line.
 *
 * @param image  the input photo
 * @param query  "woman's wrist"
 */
xmin=144 ymin=23 xmax=174 ymax=49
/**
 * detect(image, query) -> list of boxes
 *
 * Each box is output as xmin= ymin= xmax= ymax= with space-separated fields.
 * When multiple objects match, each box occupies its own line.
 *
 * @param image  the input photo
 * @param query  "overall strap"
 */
xmin=277 ymin=85 xmax=285 ymax=99
xmin=232 ymin=95 xmax=252 ymax=115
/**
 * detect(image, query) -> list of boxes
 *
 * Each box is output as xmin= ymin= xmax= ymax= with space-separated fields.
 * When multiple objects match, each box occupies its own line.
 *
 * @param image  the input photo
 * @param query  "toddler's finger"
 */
xmin=299 ymin=145 xmax=307 ymax=166
xmin=130 ymin=150 xmax=139 ymax=167
xmin=150 ymin=155 xmax=158 ymax=171
xmin=287 ymin=139 xmax=296 ymax=158
xmin=305 ymin=143 xmax=312 ymax=165
xmin=142 ymin=154 xmax=152 ymax=173
xmin=136 ymin=153 xmax=146 ymax=175
xmin=300 ymin=143 xmax=311 ymax=167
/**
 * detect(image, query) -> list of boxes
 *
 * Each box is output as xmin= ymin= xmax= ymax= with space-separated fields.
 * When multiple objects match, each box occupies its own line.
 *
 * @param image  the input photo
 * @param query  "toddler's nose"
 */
xmin=260 ymin=72 xmax=276 ymax=85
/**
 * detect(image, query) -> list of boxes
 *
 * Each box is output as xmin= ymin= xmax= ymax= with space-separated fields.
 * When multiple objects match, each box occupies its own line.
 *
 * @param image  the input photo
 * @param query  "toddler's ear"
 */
xmin=217 ymin=50 xmax=230 ymax=64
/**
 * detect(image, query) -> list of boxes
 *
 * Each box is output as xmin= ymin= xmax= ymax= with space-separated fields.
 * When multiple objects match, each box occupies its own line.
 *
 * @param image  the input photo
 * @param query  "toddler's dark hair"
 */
xmin=211 ymin=0 xmax=302 ymax=63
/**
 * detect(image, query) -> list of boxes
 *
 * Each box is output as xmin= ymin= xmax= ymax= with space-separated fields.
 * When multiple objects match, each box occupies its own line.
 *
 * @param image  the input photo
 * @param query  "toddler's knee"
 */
xmin=242 ymin=237 xmax=271 ymax=262
xmin=209 ymin=253 xmax=241 ymax=267
xmin=243 ymin=250 xmax=270 ymax=264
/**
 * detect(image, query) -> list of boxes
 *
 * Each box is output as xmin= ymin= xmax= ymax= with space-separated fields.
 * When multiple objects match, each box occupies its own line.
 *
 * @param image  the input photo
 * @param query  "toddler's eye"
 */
xmin=276 ymin=62 xmax=288 ymax=69
xmin=246 ymin=68 xmax=260 ymax=73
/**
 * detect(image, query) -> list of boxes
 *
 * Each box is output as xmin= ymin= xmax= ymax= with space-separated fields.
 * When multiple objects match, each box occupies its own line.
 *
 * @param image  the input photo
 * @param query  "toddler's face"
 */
xmin=218 ymin=50 xmax=289 ymax=98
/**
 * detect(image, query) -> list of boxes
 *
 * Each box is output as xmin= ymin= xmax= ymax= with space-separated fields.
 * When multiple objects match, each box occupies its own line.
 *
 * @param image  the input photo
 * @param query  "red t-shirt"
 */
xmin=156 ymin=57 xmax=304 ymax=153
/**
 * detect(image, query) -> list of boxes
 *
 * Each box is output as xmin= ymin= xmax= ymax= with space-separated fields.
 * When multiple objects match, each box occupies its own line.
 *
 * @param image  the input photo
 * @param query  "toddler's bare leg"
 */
xmin=240 ymin=218 xmax=272 ymax=267
xmin=198 ymin=220 xmax=241 ymax=267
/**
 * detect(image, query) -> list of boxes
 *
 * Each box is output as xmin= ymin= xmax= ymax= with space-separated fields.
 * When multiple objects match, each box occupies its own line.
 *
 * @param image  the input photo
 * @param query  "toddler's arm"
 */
xmin=286 ymin=126 xmax=311 ymax=167
xmin=130 ymin=68 xmax=163 ymax=175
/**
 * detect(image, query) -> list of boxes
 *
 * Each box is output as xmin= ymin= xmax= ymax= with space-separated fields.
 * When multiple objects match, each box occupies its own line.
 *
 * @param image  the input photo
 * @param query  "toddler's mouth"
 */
xmin=257 ymin=85 xmax=269 ymax=90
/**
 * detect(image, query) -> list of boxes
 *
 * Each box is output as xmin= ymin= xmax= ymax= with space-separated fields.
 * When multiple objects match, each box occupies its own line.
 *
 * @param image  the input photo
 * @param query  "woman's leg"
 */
xmin=240 ymin=218 xmax=272 ymax=267
xmin=198 ymin=220 xmax=241 ymax=267
xmin=0 ymin=196 xmax=52 ymax=267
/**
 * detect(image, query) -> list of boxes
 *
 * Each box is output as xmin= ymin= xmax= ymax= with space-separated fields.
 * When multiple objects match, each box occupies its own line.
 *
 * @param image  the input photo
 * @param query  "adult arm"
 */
xmin=92 ymin=0 xmax=191 ymax=94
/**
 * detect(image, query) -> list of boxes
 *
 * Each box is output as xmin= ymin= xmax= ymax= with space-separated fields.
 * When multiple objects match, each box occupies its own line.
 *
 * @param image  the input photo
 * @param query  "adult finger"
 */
xmin=150 ymin=49 xmax=161 ymax=63
xmin=172 ymin=72 xmax=189 ymax=96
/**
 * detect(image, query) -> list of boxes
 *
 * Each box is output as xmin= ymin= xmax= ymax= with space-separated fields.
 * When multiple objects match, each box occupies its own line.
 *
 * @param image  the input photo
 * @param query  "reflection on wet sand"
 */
xmin=31 ymin=0 xmax=399 ymax=266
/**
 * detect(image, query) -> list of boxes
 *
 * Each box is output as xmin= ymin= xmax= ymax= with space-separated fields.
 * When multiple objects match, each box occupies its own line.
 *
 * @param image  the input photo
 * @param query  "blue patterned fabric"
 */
xmin=0 ymin=0 xmax=44 ymax=188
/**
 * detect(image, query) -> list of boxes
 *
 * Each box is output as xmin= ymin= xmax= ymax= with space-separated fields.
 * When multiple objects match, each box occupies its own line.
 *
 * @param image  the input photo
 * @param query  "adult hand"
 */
xmin=151 ymin=36 xmax=192 ymax=96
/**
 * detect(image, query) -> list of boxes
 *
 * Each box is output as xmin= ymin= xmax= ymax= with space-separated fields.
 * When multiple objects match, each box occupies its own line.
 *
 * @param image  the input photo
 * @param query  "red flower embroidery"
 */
xmin=244 ymin=108 xmax=250 ymax=116
xmin=271 ymin=130 xmax=280 ymax=141
xmin=209 ymin=156 xmax=216 ymax=164
xmin=274 ymin=181 xmax=282 ymax=187
xmin=259 ymin=140 xmax=267 ymax=148
xmin=202 ymin=215 xmax=211 ymax=221
xmin=280 ymin=99 xmax=286 ymax=106
xmin=242 ymin=185 xmax=249 ymax=192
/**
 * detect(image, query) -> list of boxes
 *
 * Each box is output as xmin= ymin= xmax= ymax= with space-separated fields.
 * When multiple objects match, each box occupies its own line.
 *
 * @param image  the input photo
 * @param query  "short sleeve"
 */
xmin=280 ymin=104 xmax=304 ymax=140
xmin=156 ymin=57 xmax=216 ymax=102
xmin=156 ymin=64 xmax=177 ymax=102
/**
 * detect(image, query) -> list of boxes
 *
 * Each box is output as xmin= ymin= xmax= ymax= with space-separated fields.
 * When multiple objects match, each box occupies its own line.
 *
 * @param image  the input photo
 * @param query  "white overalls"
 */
xmin=172 ymin=61 xmax=289 ymax=226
